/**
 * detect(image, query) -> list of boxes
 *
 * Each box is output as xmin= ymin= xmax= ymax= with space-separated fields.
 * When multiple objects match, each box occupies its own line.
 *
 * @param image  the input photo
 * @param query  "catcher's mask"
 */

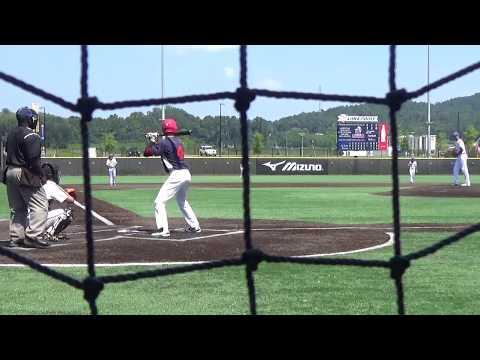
xmin=162 ymin=118 xmax=178 ymax=135
xmin=42 ymin=162 xmax=60 ymax=184
xmin=16 ymin=107 xmax=38 ymax=130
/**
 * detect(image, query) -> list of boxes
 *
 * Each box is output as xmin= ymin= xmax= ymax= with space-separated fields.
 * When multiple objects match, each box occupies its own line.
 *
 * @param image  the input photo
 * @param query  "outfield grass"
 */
xmin=90 ymin=186 xmax=479 ymax=224
xmin=1 ymin=175 xmax=480 ymax=314
xmin=0 ymin=231 xmax=479 ymax=315
xmin=2 ymin=179 xmax=475 ymax=224
xmin=59 ymin=174 xmax=460 ymax=185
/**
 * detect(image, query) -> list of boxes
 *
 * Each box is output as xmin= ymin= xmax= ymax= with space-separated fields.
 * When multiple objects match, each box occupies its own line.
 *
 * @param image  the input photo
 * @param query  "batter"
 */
xmin=143 ymin=118 xmax=201 ymax=237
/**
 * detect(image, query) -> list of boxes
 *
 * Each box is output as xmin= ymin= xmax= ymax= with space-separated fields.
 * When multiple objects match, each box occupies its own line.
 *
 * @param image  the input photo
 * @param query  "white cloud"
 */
xmin=255 ymin=78 xmax=283 ymax=90
xmin=224 ymin=66 xmax=235 ymax=78
xmin=173 ymin=45 xmax=237 ymax=54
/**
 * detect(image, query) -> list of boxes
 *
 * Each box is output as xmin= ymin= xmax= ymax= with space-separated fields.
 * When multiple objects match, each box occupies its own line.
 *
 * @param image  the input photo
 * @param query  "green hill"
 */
xmin=1 ymin=92 xmax=480 ymax=154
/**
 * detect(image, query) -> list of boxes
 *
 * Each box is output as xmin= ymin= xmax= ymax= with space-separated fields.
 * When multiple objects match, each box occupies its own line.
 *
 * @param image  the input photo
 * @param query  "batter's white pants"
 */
xmin=409 ymin=169 xmax=416 ymax=184
xmin=154 ymin=169 xmax=200 ymax=232
xmin=453 ymin=156 xmax=471 ymax=186
xmin=108 ymin=168 xmax=117 ymax=186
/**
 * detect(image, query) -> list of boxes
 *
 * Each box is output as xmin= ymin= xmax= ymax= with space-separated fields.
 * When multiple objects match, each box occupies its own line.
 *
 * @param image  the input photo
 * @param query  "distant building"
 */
xmin=407 ymin=134 xmax=436 ymax=154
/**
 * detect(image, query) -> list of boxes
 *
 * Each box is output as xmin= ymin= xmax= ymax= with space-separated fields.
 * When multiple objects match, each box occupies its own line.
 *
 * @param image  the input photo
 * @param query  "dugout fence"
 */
xmin=1 ymin=45 xmax=480 ymax=315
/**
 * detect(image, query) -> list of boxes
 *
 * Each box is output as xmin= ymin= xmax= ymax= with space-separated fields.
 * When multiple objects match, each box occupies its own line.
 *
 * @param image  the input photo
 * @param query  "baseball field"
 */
xmin=1 ymin=174 xmax=480 ymax=315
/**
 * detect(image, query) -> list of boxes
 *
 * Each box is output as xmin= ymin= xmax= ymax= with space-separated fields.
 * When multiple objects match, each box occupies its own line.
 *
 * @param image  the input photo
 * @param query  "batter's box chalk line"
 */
xmin=0 ymin=231 xmax=394 ymax=266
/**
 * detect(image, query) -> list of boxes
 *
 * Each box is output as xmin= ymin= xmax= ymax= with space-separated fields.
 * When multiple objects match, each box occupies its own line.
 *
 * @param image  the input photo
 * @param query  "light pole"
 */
xmin=457 ymin=112 xmax=460 ymax=133
xmin=161 ymin=45 xmax=165 ymax=121
xmin=314 ymin=133 xmax=324 ymax=157
xmin=285 ymin=133 xmax=288 ymax=156
xmin=427 ymin=45 xmax=431 ymax=158
xmin=0 ymin=135 xmax=5 ymax=169
xmin=219 ymin=103 xmax=224 ymax=156
xmin=299 ymin=132 xmax=305 ymax=157
xmin=42 ymin=106 xmax=46 ymax=156
xmin=318 ymin=84 xmax=322 ymax=112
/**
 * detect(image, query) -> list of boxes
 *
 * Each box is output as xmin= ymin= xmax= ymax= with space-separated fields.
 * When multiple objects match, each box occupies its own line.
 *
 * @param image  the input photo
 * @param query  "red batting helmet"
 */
xmin=162 ymin=118 xmax=178 ymax=135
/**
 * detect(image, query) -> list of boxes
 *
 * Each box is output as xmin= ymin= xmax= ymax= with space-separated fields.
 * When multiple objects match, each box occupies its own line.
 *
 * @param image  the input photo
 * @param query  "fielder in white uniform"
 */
xmin=106 ymin=155 xmax=118 ymax=187
xmin=452 ymin=131 xmax=471 ymax=187
xmin=408 ymin=156 xmax=417 ymax=184
xmin=143 ymin=118 xmax=200 ymax=237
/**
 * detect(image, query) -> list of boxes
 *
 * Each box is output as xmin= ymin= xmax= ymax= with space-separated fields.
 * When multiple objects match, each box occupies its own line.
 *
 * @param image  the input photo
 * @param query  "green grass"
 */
xmin=88 ymin=186 xmax=479 ymax=224
xmin=58 ymin=174 xmax=460 ymax=185
xmin=0 ymin=231 xmax=479 ymax=314
xmin=1 ymin=175 xmax=480 ymax=314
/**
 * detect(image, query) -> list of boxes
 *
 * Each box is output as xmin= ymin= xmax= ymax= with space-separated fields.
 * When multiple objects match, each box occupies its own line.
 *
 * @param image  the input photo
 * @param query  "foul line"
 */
xmin=123 ymin=231 xmax=245 ymax=242
xmin=293 ymin=232 xmax=394 ymax=258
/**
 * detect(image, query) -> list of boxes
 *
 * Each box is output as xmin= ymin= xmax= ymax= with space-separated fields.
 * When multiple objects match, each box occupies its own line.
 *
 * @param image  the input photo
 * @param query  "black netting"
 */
xmin=1 ymin=45 xmax=480 ymax=315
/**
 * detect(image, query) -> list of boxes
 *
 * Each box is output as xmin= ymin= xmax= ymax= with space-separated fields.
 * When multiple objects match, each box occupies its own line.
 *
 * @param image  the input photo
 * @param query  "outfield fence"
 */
xmin=40 ymin=156 xmax=480 ymax=176
xmin=1 ymin=45 xmax=480 ymax=315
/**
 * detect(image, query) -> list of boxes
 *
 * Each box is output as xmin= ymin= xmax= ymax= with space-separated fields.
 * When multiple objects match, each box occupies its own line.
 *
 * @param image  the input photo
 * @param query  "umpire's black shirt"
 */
xmin=6 ymin=126 xmax=42 ymax=173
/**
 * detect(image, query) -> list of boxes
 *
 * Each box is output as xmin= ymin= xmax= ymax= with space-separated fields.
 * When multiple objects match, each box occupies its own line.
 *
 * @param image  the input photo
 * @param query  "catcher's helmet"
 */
xmin=162 ymin=118 xmax=178 ymax=135
xmin=41 ymin=162 xmax=60 ymax=184
xmin=16 ymin=107 xmax=38 ymax=130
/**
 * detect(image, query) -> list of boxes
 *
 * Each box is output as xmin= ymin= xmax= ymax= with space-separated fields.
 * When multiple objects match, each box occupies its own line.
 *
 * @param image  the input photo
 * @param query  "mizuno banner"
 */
xmin=256 ymin=158 xmax=329 ymax=175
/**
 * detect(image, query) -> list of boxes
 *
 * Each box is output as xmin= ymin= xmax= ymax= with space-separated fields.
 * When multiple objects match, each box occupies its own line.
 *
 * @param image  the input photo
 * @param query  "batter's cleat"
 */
xmin=184 ymin=226 xmax=201 ymax=233
xmin=23 ymin=237 xmax=50 ymax=249
xmin=151 ymin=229 xmax=170 ymax=237
xmin=46 ymin=234 xmax=62 ymax=242
xmin=461 ymin=183 xmax=471 ymax=187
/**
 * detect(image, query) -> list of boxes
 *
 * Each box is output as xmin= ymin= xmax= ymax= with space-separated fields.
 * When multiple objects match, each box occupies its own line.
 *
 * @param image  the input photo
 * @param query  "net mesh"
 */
xmin=1 ymin=45 xmax=480 ymax=315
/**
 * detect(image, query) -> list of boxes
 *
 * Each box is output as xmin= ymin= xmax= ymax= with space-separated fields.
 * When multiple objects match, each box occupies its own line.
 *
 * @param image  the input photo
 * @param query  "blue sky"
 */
xmin=1 ymin=45 xmax=479 ymax=121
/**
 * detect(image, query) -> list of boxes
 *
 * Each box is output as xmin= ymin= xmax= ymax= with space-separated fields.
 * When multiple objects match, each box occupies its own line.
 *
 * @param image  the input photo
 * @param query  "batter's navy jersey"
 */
xmin=149 ymin=137 xmax=189 ymax=172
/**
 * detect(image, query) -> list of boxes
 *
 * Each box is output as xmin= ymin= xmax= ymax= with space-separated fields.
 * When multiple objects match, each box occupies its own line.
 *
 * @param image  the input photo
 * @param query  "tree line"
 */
xmin=1 ymin=92 xmax=480 ymax=155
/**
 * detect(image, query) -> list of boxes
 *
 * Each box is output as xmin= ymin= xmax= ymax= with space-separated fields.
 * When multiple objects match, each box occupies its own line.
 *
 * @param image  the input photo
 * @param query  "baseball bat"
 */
xmin=145 ymin=129 xmax=192 ymax=141
xmin=72 ymin=200 xmax=115 ymax=226
xmin=58 ymin=185 xmax=115 ymax=226
xmin=173 ymin=129 xmax=192 ymax=136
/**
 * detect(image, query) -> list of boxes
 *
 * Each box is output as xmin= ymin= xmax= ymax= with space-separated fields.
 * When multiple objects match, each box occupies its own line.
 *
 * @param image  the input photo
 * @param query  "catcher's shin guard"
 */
xmin=47 ymin=208 xmax=73 ymax=236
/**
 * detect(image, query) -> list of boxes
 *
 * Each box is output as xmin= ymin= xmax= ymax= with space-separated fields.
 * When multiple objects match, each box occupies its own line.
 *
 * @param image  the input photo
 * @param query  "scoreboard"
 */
xmin=336 ymin=115 xmax=379 ymax=152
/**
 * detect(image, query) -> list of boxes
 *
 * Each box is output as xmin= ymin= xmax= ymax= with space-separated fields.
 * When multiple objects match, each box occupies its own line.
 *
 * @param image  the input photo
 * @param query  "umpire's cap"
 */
xmin=16 ymin=107 xmax=38 ymax=129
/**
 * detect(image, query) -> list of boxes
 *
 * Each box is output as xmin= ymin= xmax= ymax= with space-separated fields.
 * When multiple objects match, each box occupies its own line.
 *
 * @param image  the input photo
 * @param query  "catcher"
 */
xmin=143 ymin=118 xmax=201 ymax=237
xmin=41 ymin=163 xmax=76 ymax=242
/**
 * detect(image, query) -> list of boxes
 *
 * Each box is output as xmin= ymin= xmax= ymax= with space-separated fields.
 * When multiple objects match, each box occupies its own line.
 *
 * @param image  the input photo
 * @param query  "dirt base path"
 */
xmin=0 ymin=185 xmax=472 ymax=265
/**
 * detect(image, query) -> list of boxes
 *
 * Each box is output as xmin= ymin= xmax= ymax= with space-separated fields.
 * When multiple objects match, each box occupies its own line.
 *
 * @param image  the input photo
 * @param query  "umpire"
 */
xmin=2 ymin=107 xmax=49 ymax=248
